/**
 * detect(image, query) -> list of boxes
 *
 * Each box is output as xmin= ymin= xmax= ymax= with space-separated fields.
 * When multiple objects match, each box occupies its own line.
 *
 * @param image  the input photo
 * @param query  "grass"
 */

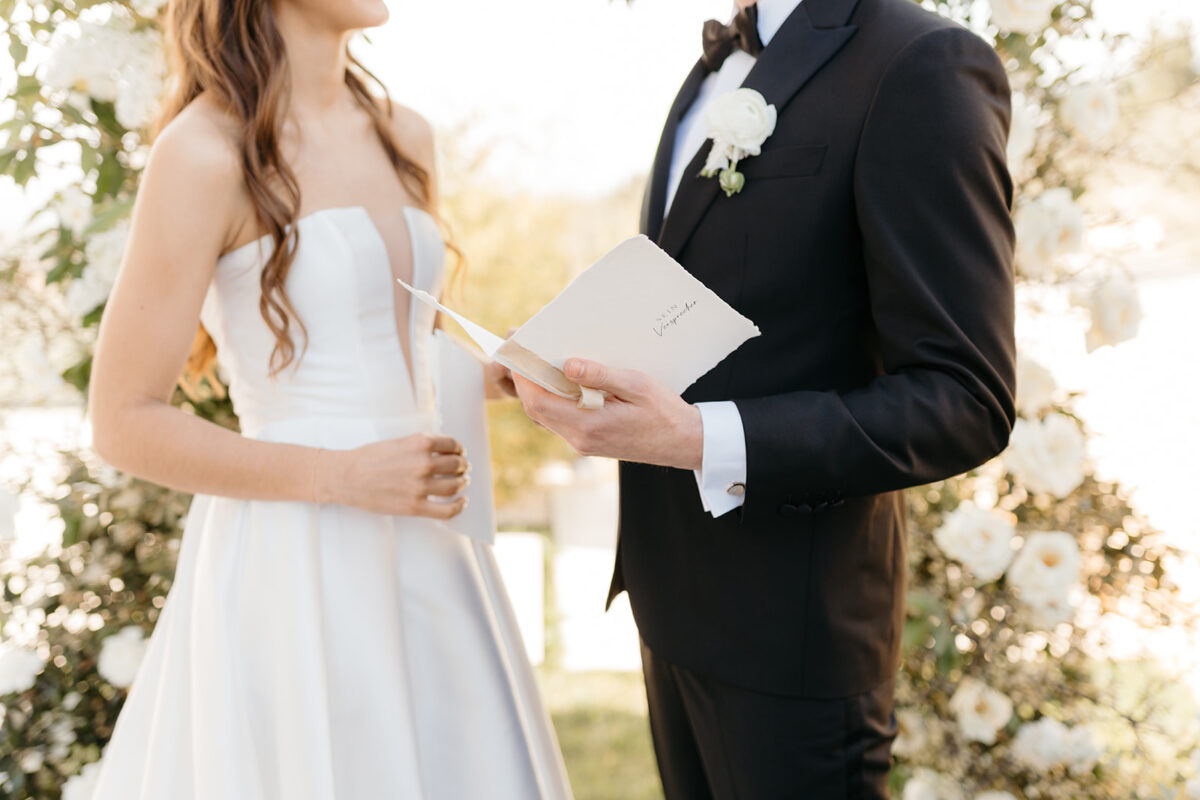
xmin=539 ymin=670 xmax=664 ymax=800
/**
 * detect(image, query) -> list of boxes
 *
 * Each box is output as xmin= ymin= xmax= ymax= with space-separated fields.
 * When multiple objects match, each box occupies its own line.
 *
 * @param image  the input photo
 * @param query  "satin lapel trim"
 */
xmin=643 ymin=59 xmax=710 ymax=238
xmin=657 ymin=3 xmax=859 ymax=258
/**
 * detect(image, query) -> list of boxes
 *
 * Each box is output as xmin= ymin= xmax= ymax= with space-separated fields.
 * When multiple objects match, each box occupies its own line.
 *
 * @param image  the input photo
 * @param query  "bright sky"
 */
xmin=357 ymin=0 xmax=729 ymax=196
xmin=360 ymin=0 xmax=1200 ymax=196
xmin=2 ymin=0 xmax=1199 ymax=232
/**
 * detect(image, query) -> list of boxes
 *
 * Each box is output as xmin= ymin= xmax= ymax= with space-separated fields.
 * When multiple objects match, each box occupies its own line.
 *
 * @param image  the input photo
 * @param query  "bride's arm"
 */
xmin=90 ymin=108 xmax=468 ymax=518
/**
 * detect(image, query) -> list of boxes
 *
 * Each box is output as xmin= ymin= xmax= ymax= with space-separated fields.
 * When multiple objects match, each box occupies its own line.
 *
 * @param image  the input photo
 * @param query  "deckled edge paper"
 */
xmin=399 ymin=235 xmax=761 ymax=411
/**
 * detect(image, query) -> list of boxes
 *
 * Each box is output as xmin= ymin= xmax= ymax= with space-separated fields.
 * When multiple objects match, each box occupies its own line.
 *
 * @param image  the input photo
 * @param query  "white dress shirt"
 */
xmin=669 ymin=0 xmax=803 ymax=517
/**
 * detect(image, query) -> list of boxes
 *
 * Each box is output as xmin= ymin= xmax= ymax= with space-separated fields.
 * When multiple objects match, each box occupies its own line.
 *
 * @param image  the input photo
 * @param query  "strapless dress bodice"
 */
xmin=199 ymin=206 xmax=444 ymax=443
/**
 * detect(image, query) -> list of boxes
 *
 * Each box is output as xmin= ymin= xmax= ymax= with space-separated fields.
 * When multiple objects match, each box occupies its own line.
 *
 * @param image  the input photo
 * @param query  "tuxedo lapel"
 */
xmin=657 ymin=0 xmax=860 ymax=258
xmin=643 ymin=59 xmax=710 ymax=238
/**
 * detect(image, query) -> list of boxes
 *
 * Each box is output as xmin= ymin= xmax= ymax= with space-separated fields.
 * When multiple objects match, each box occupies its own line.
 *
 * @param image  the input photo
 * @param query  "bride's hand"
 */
xmin=485 ymin=361 xmax=518 ymax=399
xmin=317 ymin=434 xmax=470 ymax=519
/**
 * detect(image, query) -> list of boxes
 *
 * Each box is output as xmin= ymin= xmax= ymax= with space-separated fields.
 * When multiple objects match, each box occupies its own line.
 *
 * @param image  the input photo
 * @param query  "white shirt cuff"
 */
xmin=692 ymin=401 xmax=747 ymax=518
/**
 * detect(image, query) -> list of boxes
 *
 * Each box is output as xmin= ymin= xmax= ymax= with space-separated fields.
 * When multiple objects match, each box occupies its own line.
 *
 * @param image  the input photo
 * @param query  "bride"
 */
xmin=86 ymin=0 xmax=571 ymax=797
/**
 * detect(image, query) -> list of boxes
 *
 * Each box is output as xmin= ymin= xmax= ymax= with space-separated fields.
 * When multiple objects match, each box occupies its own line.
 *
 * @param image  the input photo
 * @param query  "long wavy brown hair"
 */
xmin=155 ymin=0 xmax=440 ymax=396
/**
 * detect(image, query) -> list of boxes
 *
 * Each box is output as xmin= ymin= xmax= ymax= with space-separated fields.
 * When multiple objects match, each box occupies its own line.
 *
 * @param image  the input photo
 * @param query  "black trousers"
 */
xmin=640 ymin=640 xmax=897 ymax=800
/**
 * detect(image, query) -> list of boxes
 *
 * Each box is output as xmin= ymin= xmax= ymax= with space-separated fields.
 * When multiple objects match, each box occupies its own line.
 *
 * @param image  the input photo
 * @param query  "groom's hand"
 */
xmin=514 ymin=359 xmax=703 ymax=470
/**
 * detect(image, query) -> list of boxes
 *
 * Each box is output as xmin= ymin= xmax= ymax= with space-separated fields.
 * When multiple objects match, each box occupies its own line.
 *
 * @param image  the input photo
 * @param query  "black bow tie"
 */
xmin=701 ymin=4 xmax=764 ymax=73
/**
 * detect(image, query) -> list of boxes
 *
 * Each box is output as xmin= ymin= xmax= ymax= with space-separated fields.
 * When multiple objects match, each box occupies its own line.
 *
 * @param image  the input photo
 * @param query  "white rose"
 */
xmin=116 ymin=72 xmax=164 ymax=131
xmin=56 ymin=186 xmax=92 ymax=235
xmin=1007 ymin=92 xmax=1040 ymax=174
xmin=1012 ymin=717 xmax=1101 ymax=774
xmin=949 ymin=677 xmax=1014 ymax=745
xmin=98 ymin=626 xmax=148 ymax=688
xmin=114 ymin=30 xmax=167 ymax=130
xmin=1062 ymin=724 xmax=1102 ymax=776
xmin=1071 ymin=271 xmax=1142 ymax=352
xmin=131 ymin=0 xmax=169 ymax=16
xmin=43 ymin=24 xmax=165 ymax=130
xmin=1059 ymin=83 xmax=1118 ymax=144
xmin=1024 ymin=591 xmax=1075 ymax=627
xmin=18 ymin=749 xmax=44 ymax=774
xmin=62 ymin=760 xmax=103 ymax=800
xmin=47 ymin=716 xmax=76 ymax=760
xmin=892 ymin=708 xmax=930 ymax=759
xmin=1011 ymin=716 xmax=1070 ymax=770
xmin=1014 ymin=352 xmax=1057 ymax=417
xmin=64 ymin=267 xmax=112 ymax=317
xmin=1003 ymin=415 xmax=1086 ymax=498
xmin=1 ymin=489 xmax=19 ymax=542
xmin=1013 ymin=188 xmax=1084 ymax=280
xmin=0 ymin=644 xmax=44 ymax=695
xmin=1008 ymin=531 xmax=1081 ymax=611
xmin=704 ymin=88 xmax=777 ymax=159
xmin=42 ymin=22 xmax=120 ymax=102
xmin=903 ymin=768 xmax=963 ymax=800
xmin=66 ymin=219 xmax=131 ymax=317
xmin=934 ymin=502 xmax=1017 ymax=583
xmin=85 ymin=219 xmax=130 ymax=284
xmin=15 ymin=340 xmax=66 ymax=403
xmin=988 ymin=0 xmax=1056 ymax=34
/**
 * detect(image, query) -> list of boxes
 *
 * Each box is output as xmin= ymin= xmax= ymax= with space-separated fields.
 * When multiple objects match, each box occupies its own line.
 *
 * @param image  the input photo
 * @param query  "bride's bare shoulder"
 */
xmin=141 ymin=93 xmax=249 ymax=240
xmin=146 ymin=93 xmax=243 ymax=193
xmin=385 ymin=100 xmax=436 ymax=175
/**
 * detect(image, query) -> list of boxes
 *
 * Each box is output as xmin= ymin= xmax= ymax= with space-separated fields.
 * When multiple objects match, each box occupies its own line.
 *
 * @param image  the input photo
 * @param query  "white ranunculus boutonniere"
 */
xmin=700 ymin=88 xmax=777 ymax=197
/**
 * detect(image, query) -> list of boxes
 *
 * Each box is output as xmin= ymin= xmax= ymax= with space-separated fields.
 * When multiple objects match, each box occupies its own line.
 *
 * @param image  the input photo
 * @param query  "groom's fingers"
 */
xmin=564 ymin=359 xmax=648 ymax=401
xmin=513 ymin=374 xmax=581 ymax=425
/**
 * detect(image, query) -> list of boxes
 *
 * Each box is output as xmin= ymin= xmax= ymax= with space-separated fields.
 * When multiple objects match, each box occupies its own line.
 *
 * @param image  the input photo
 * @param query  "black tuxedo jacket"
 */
xmin=609 ymin=0 xmax=1017 ymax=698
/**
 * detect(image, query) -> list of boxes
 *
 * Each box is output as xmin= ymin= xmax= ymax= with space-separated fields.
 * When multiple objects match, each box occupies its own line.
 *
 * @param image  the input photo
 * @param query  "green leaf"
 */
xmin=12 ymin=149 xmax=37 ymax=186
xmin=62 ymin=354 xmax=93 ymax=393
xmin=81 ymin=145 xmax=99 ymax=175
xmin=8 ymin=36 xmax=27 ymax=66
xmin=45 ymin=254 xmax=78 ymax=285
xmin=933 ymin=623 xmax=961 ymax=675
xmin=95 ymin=152 xmax=126 ymax=199
xmin=15 ymin=74 xmax=41 ymax=99
xmin=90 ymin=99 xmax=125 ymax=139
xmin=60 ymin=508 xmax=83 ymax=547
xmin=61 ymin=103 xmax=92 ymax=127
xmin=81 ymin=304 xmax=105 ymax=328
xmin=0 ymin=148 xmax=18 ymax=174
xmin=85 ymin=196 xmax=135 ymax=234
xmin=0 ymin=0 xmax=17 ymax=22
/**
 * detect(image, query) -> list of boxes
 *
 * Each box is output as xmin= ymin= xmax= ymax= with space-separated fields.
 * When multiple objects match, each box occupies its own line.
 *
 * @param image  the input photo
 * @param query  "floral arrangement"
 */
xmin=892 ymin=2 xmax=1200 ymax=798
xmin=1 ymin=0 xmax=1198 ymax=798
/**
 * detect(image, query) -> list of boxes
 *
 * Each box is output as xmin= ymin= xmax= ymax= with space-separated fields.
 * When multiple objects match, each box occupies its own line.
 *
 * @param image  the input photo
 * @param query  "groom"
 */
xmin=514 ymin=0 xmax=1016 ymax=795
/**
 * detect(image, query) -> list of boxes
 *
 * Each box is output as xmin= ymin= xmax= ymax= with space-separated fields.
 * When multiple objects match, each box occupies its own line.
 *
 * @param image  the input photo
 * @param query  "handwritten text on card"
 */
xmin=654 ymin=300 xmax=699 ymax=337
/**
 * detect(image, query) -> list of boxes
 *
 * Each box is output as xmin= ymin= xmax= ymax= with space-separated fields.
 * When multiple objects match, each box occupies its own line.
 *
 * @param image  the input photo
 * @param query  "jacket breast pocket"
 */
xmin=740 ymin=145 xmax=827 ymax=180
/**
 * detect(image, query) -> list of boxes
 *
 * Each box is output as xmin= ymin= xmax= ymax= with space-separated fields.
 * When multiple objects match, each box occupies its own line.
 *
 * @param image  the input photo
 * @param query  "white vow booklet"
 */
xmin=400 ymin=235 xmax=761 ymax=409
xmin=433 ymin=329 xmax=497 ymax=545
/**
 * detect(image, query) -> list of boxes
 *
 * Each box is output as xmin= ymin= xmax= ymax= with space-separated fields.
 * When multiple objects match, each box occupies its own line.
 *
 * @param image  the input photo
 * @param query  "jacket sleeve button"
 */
xmin=779 ymin=503 xmax=799 ymax=517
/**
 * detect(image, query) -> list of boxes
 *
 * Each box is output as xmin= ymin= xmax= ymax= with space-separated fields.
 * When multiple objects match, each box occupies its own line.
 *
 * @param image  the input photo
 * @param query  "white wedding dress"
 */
xmin=91 ymin=206 xmax=573 ymax=799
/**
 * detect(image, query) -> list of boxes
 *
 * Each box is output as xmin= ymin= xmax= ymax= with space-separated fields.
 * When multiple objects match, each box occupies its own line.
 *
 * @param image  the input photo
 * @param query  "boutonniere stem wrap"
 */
xmin=700 ymin=88 xmax=778 ymax=197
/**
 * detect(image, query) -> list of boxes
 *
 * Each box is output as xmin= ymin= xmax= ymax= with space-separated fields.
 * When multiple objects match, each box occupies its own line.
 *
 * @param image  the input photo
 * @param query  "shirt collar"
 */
xmin=746 ymin=0 xmax=803 ymax=48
